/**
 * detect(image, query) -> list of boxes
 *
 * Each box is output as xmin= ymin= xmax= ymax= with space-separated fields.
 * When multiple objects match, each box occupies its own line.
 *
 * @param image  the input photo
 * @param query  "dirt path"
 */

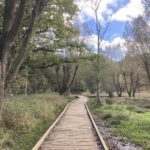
xmin=40 ymin=96 xmax=102 ymax=150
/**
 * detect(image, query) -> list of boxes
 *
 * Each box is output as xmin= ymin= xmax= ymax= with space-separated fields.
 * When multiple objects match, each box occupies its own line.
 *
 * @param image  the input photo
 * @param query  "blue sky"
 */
xmin=74 ymin=0 xmax=144 ymax=59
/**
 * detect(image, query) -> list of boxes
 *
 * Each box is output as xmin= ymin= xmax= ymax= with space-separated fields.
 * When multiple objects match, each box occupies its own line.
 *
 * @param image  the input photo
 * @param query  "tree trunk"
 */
xmin=144 ymin=61 xmax=150 ymax=83
xmin=108 ymin=90 xmax=114 ymax=98
xmin=56 ymin=63 xmax=79 ymax=95
xmin=0 ymin=81 xmax=4 ymax=120
xmin=113 ymin=74 xmax=122 ymax=97
xmin=96 ymin=81 xmax=101 ymax=105
xmin=132 ymin=74 xmax=139 ymax=97
xmin=123 ymin=72 xmax=132 ymax=97
xmin=24 ymin=68 xmax=28 ymax=95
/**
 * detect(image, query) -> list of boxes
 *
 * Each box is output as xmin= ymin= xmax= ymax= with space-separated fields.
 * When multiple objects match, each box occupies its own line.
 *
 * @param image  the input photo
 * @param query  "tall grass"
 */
xmin=0 ymin=93 xmax=69 ymax=150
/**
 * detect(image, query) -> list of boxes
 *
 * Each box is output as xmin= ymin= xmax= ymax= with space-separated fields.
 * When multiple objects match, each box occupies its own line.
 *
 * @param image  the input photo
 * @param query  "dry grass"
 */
xmin=0 ymin=93 xmax=69 ymax=150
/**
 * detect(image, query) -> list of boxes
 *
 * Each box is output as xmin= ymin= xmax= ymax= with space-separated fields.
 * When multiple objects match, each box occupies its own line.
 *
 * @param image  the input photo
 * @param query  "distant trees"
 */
xmin=124 ymin=17 xmax=150 ymax=83
xmin=122 ymin=56 xmax=139 ymax=97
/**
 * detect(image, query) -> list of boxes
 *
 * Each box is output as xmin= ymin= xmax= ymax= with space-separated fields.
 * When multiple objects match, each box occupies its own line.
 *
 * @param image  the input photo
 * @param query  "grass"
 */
xmin=87 ymin=97 xmax=150 ymax=150
xmin=0 ymin=93 xmax=71 ymax=150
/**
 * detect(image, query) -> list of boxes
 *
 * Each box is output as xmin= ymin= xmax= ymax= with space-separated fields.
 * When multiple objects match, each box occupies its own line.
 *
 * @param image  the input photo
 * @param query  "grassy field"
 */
xmin=0 ymin=93 xmax=72 ymax=150
xmin=88 ymin=96 xmax=150 ymax=150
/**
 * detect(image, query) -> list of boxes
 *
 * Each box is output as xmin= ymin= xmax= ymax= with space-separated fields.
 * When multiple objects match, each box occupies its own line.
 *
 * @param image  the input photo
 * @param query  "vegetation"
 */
xmin=0 ymin=0 xmax=150 ymax=149
xmin=0 ymin=93 xmax=70 ymax=150
xmin=88 ymin=97 xmax=150 ymax=149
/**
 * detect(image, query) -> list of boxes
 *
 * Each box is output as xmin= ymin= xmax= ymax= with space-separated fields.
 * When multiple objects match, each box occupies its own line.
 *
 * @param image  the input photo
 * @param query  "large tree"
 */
xmin=0 ymin=0 xmax=52 ymax=118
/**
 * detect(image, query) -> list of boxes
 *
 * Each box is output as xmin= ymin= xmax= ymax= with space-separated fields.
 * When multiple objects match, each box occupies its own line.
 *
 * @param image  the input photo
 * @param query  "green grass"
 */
xmin=0 ymin=93 xmax=71 ymax=150
xmin=88 ymin=98 xmax=150 ymax=150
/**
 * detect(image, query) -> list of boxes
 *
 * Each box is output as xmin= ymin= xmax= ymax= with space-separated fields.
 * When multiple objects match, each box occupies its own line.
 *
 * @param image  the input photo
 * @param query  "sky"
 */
xmin=74 ymin=0 xmax=144 ymax=59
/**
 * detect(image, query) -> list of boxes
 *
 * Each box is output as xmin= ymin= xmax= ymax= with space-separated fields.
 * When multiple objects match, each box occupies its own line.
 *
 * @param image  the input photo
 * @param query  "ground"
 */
xmin=87 ymin=92 xmax=150 ymax=150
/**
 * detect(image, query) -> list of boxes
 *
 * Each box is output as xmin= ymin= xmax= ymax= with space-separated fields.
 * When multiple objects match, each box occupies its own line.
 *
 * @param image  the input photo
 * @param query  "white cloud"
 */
xmin=74 ymin=0 xmax=116 ymax=24
xmin=74 ymin=0 xmax=144 ymax=24
xmin=80 ymin=34 xmax=127 ymax=52
xmin=102 ymin=36 xmax=127 ymax=52
xmin=74 ymin=0 xmax=143 ymax=58
xmin=79 ymin=34 xmax=98 ymax=50
xmin=112 ymin=0 xmax=144 ymax=21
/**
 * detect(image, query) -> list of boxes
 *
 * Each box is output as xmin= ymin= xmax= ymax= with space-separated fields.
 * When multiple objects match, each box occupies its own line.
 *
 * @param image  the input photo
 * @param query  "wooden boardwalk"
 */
xmin=40 ymin=96 xmax=102 ymax=150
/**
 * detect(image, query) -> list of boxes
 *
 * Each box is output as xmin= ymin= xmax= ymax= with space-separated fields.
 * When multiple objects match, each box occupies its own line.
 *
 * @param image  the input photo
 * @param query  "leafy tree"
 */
xmin=0 ymin=0 xmax=52 ymax=118
xmin=0 ymin=0 xmax=77 ymax=117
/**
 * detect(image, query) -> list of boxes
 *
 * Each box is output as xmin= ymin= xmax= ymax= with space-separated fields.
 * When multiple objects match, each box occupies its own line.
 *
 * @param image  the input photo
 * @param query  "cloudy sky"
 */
xmin=74 ymin=0 xmax=144 ymax=59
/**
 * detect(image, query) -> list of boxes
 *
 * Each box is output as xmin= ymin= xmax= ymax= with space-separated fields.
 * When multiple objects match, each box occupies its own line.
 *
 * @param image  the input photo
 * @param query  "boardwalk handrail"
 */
xmin=32 ymin=99 xmax=77 ymax=150
xmin=84 ymin=102 xmax=109 ymax=150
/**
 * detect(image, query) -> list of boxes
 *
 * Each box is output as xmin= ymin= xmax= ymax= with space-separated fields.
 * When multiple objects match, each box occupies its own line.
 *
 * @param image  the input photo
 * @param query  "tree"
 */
xmin=122 ymin=55 xmax=139 ymax=97
xmin=0 ymin=0 xmax=78 ymax=117
xmin=55 ymin=40 xmax=87 ymax=95
xmin=56 ymin=61 xmax=79 ymax=95
xmin=112 ymin=62 xmax=124 ymax=97
xmin=101 ymin=60 xmax=115 ymax=97
xmin=0 ymin=0 xmax=52 ymax=118
xmin=124 ymin=14 xmax=150 ymax=86
xmin=105 ymin=46 xmax=124 ymax=97
xmin=88 ymin=0 xmax=111 ymax=104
